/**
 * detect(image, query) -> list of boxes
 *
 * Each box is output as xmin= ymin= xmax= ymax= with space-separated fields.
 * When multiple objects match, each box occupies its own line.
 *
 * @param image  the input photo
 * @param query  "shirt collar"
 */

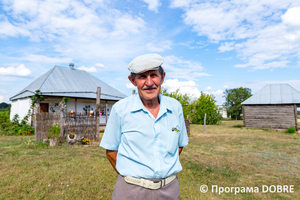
xmin=130 ymin=93 xmax=173 ymax=114
xmin=130 ymin=93 xmax=146 ymax=112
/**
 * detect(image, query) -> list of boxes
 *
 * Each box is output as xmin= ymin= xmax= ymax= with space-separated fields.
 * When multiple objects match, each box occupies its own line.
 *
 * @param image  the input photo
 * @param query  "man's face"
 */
xmin=129 ymin=70 xmax=165 ymax=101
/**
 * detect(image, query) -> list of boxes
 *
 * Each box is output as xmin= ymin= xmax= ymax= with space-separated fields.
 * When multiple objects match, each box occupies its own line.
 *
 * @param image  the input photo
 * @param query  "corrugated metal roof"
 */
xmin=10 ymin=66 xmax=127 ymax=101
xmin=242 ymin=84 xmax=300 ymax=105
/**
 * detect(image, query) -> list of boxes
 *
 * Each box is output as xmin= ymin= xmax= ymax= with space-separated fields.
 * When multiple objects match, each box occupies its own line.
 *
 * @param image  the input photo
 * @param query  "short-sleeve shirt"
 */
xmin=100 ymin=93 xmax=189 ymax=178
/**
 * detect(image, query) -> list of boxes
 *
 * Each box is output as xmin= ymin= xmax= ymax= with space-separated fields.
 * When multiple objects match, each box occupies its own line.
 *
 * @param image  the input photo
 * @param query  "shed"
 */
xmin=242 ymin=84 xmax=300 ymax=130
xmin=9 ymin=64 xmax=127 ymax=123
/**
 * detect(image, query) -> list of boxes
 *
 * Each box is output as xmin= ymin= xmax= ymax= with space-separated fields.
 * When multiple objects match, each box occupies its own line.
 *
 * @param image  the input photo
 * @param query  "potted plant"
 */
xmin=67 ymin=131 xmax=77 ymax=145
xmin=47 ymin=123 xmax=61 ymax=146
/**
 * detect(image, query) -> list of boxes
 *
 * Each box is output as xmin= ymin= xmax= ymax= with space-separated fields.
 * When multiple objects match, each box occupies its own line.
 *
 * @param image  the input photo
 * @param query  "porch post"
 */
xmin=96 ymin=87 xmax=101 ymax=141
xmin=75 ymin=98 xmax=77 ymax=113
xmin=105 ymin=100 xmax=108 ymax=124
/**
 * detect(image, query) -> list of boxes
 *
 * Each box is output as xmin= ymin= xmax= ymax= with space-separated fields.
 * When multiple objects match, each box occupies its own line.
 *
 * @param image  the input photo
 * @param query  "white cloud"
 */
xmin=171 ymin=1 xmax=300 ymax=70
xmin=163 ymin=55 xmax=211 ymax=80
xmin=126 ymin=83 xmax=136 ymax=89
xmin=204 ymin=89 xmax=223 ymax=96
xmin=0 ymin=20 xmax=31 ymax=38
xmin=204 ymin=89 xmax=224 ymax=104
xmin=162 ymin=79 xmax=201 ymax=98
xmin=146 ymin=40 xmax=172 ymax=52
xmin=212 ymin=90 xmax=223 ymax=96
xmin=281 ymin=7 xmax=300 ymax=27
xmin=95 ymin=63 xmax=105 ymax=68
xmin=78 ymin=66 xmax=97 ymax=72
xmin=0 ymin=96 xmax=3 ymax=102
xmin=0 ymin=0 xmax=157 ymax=63
xmin=142 ymin=0 xmax=161 ymax=13
xmin=170 ymin=0 xmax=194 ymax=8
xmin=223 ymin=85 xmax=229 ymax=88
xmin=12 ymin=54 xmax=72 ymax=63
xmin=223 ymin=80 xmax=300 ymax=94
xmin=218 ymin=42 xmax=235 ymax=52
xmin=205 ymin=86 xmax=212 ymax=90
xmin=0 ymin=64 xmax=31 ymax=76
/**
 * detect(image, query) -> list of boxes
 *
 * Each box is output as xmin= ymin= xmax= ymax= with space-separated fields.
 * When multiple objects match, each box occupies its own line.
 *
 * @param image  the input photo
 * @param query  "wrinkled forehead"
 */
xmin=136 ymin=69 xmax=160 ymax=76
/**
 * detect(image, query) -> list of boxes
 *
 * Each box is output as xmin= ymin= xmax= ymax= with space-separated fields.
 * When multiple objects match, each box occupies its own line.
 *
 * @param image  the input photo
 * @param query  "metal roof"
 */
xmin=242 ymin=84 xmax=300 ymax=105
xmin=10 ymin=65 xmax=127 ymax=101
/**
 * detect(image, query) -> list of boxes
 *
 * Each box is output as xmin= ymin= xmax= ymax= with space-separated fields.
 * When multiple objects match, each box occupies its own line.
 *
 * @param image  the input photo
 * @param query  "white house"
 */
xmin=9 ymin=64 xmax=127 ymax=124
xmin=217 ymin=105 xmax=228 ymax=118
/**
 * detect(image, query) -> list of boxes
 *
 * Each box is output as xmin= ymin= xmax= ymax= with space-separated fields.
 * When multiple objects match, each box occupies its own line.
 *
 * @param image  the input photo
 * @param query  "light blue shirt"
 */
xmin=100 ymin=93 xmax=189 ymax=178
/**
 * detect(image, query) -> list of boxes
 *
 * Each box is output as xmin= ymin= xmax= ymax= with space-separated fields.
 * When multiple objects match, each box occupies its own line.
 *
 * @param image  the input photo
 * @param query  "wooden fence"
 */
xmin=35 ymin=112 xmax=99 ymax=141
xmin=64 ymin=112 xmax=98 ymax=140
xmin=35 ymin=113 xmax=60 ymax=141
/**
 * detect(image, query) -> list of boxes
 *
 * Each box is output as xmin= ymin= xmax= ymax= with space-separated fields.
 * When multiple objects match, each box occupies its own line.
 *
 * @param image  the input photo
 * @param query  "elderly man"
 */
xmin=100 ymin=53 xmax=189 ymax=200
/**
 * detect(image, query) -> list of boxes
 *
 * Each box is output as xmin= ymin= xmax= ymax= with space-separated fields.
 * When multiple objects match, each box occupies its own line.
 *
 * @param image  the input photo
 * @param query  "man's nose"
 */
xmin=145 ymin=75 xmax=154 ymax=86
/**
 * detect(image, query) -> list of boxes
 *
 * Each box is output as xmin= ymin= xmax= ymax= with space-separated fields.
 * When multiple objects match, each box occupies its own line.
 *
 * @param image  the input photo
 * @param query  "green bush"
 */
xmin=0 ymin=113 xmax=35 ymax=136
xmin=47 ymin=123 xmax=61 ymax=139
xmin=285 ymin=127 xmax=296 ymax=134
xmin=0 ymin=110 xmax=10 ymax=123
xmin=189 ymin=93 xmax=222 ymax=125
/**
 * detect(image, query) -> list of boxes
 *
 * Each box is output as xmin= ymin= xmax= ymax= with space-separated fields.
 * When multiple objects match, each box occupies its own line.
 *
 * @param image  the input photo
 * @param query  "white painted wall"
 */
xmin=10 ymin=96 xmax=117 ymax=123
xmin=217 ymin=105 xmax=228 ymax=118
xmin=39 ymin=97 xmax=115 ymax=123
xmin=10 ymin=98 xmax=31 ymax=121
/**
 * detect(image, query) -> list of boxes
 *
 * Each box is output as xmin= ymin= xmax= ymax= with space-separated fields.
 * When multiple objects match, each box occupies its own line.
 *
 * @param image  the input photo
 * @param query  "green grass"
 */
xmin=1 ymin=120 xmax=300 ymax=199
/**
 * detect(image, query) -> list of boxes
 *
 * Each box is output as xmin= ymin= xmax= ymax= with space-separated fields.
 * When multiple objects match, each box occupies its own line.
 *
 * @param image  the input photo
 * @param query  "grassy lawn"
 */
xmin=1 ymin=120 xmax=300 ymax=199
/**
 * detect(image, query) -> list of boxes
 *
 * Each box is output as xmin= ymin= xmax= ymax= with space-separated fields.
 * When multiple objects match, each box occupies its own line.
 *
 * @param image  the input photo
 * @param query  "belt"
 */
xmin=124 ymin=174 xmax=176 ymax=190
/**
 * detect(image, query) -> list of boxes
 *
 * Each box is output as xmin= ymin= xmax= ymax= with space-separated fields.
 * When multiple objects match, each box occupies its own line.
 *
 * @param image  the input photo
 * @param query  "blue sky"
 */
xmin=1 ymin=0 xmax=300 ymax=105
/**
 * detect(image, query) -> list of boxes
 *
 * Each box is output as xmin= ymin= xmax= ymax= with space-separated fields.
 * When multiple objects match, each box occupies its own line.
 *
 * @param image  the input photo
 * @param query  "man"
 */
xmin=100 ymin=53 xmax=189 ymax=200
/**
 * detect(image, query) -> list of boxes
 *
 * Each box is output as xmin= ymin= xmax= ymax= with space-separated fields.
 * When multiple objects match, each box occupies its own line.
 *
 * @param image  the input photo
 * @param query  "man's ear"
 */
xmin=160 ymin=72 xmax=166 ymax=83
xmin=128 ymin=75 xmax=137 ymax=86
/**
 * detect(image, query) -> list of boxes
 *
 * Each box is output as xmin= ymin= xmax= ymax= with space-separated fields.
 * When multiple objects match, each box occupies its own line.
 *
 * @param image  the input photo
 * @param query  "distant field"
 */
xmin=1 ymin=120 xmax=300 ymax=199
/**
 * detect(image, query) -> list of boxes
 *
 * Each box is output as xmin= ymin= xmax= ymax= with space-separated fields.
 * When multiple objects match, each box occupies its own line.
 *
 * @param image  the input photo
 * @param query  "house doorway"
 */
xmin=40 ymin=103 xmax=49 ymax=113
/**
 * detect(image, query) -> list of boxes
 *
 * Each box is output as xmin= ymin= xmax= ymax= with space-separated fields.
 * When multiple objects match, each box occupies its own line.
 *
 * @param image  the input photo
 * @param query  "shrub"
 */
xmin=47 ymin=123 xmax=61 ymax=139
xmin=0 ymin=113 xmax=35 ymax=136
xmin=0 ymin=110 xmax=10 ymax=124
xmin=285 ymin=127 xmax=296 ymax=134
xmin=189 ymin=93 xmax=222 ymax=125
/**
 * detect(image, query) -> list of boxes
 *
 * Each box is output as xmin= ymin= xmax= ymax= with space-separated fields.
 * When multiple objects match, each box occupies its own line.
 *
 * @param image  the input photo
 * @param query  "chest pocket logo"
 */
xmin=167 ymin=128 xmax=180 ymax=155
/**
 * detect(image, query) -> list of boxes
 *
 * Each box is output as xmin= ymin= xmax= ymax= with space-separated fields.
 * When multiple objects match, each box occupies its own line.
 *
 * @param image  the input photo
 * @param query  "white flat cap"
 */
xmin=128 ymin=53 xmax=163 ymax=74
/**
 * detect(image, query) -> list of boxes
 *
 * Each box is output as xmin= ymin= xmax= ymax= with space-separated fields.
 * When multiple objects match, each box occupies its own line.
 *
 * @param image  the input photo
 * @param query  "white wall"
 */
xmin=10 ymin=98 xmax=31 ymax=121
xmin=10 ymin=96 xmax=116 ymax=123
xmin=42 ymin=97 xmax=115 ymax=123
xmin=217 ymin=105 xmax=228 ymax=118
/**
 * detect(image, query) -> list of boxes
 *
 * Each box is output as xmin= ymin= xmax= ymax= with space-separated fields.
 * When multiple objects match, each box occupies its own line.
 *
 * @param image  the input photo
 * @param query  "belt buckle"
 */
xmin=158 ymin=180 xmax=163 ymax=189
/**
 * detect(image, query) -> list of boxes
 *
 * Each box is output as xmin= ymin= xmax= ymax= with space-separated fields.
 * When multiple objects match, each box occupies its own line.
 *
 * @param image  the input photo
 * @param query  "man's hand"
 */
xmin=106 ymin=150 xmax=119 ymax=174
xmin=179 ymin=147 xmax=183 ymax=155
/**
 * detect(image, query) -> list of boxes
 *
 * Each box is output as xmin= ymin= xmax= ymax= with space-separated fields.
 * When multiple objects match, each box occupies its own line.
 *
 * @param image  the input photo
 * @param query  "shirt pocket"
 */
xmin=167 ymin=131 xmax=179 ymax=155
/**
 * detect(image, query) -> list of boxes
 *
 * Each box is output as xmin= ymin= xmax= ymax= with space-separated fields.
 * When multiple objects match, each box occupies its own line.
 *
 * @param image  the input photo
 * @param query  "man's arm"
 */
xmin=106 ymin=150 xmax=119 ymax=174
xmin=179 ymin=147 xmax=183 ymax=155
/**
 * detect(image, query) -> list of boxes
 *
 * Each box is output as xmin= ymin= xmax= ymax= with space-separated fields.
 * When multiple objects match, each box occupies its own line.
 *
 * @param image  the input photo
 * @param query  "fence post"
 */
xmin=185 ymin=118 xmax=190 ymax=136
xmin=60 ymin=101 xmax=65 ymax=137
xmin=96 ymin=87 xmax=101 ymax=141
xmin=204 ymin=113 xmax=206 ymax=134
xmin=35 ymin=112 xmax=38 ymax=141
xmin=105 ymin=100 xmax=108 ymax=124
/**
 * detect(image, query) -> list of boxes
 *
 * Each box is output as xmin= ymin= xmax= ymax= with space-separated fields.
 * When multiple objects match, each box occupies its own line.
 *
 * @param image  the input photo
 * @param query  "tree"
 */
xmin=189 ymin=92 xmax=222 ymax=125
xmin=223 ymin=87 xmax=252 ymax=120
xmin=161 ymin=88 xmax=191 ymax=118
xmin=0 ymin=102 xmax=11 ymax=111
xmin=31 ymin=90 xmax=44 ymax=109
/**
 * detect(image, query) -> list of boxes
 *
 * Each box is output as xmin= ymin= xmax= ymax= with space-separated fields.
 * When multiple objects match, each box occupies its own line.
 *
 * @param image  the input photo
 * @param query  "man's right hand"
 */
xmin=106 ymin=150 xmax=119 ymax=174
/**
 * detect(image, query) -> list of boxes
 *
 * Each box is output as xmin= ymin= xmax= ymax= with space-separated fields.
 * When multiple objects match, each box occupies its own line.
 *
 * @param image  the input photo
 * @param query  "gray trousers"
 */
xmin=112 ymin=175 xmax=180 ymax=200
